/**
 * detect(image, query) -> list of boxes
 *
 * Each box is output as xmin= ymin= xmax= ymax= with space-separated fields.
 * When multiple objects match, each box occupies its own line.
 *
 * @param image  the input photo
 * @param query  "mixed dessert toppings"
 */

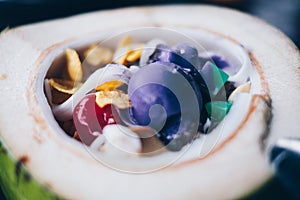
xmin=45 ymin=36 xmax=251 ymax=154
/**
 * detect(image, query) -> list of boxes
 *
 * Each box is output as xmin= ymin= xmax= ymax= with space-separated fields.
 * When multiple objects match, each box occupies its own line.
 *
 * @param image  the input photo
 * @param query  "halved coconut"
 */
xmin=0 ymin=5 xmax=299 ymax=200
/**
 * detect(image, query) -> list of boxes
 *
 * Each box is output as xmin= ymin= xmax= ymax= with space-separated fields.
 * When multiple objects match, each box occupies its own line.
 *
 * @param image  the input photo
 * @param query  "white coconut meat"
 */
xmin=0 ymin=5 xmax=299 ymax=200
xmin=48 ymin=25 xmax=261 ymax=172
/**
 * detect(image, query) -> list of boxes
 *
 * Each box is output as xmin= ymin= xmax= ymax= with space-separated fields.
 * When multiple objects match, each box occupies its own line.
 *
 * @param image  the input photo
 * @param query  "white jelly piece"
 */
xmin=101 ymin=124 xmax=142 ymax=155
xmin=228 ymin=82 xmax=251 ymax=102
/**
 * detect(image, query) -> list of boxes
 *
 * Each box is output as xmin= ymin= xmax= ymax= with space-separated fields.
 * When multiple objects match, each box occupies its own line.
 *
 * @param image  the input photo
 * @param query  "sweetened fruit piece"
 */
xmin=73 ymin=90 xmax=130 ymax=146
xmin=73 ymin=93 xmax=101 ymax=146
xmin=201 ymin=61 xmax=229 ymax=96
xmin=95 ymin=90 xmax=130 ymax=128
xmin=205 ymin=101 xmax=232 ymax=121
xmin=95 ymin=103 xmax=116 ymax=128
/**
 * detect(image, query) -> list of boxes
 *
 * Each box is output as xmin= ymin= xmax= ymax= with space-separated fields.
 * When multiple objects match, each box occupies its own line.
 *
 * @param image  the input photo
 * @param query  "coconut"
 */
xmin=0 ymin=5 xmax=299 ymax=200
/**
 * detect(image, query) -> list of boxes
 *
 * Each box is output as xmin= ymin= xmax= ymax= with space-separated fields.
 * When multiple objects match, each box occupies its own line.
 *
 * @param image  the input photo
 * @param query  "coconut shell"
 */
xmin=0 ymin=5 xmax=299 ymax=200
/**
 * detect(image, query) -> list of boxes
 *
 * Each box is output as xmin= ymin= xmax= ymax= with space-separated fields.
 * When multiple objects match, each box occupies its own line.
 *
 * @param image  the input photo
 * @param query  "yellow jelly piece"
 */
xmin=49 ymin=78 xmax=82 ymax=94
xmin=116 ymin=52 xmax=129 ymax=65
xmin=95 ymin=80 xmax=125 ymax=91
xmin=118 ymin=35 xmax=133 ymax=48
xmin=84 ymin=44 xmax=113 ymax=66
xmin=126 ymin=45 xmax=144 ymax=62
xmin=66 ymin=48 xmax=83 ymax=82
xmin=95 ymin=90 xmax=130 ymax=109
xmin=0 ymin=73 xmax=7 ymax=80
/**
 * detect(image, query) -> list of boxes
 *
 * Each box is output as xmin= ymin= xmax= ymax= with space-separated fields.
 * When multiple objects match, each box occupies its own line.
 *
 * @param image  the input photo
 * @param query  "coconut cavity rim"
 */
xmin=44 ymin=27 xmax=261 ymax=171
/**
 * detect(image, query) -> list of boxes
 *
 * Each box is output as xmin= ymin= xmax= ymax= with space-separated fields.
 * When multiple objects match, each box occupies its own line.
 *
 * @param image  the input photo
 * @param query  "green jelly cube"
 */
xmin=205 ymin=101 xmax=232 ymax=121
xmin=201 ymin=61 xmax=229 ymax=96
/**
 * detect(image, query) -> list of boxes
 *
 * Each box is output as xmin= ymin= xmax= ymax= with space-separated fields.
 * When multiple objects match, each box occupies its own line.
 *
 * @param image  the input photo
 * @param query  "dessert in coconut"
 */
xmin=0 ymin=5 xmax=299 ymax=200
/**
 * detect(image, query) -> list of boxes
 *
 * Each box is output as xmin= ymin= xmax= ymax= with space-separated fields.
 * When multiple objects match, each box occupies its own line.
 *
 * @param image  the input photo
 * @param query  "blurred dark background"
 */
xmin=0 ymin=0 xmax=299 ymax=47
xmin=0 ymin=0 xmax=299 ymax=199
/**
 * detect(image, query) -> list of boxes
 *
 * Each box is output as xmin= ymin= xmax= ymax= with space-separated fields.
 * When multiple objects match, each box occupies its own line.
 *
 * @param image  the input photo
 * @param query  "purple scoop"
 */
xmin=149 ymin=44 xmax=210 ymax=98
xmin=128 ymin=62 xmax=202 ymax=151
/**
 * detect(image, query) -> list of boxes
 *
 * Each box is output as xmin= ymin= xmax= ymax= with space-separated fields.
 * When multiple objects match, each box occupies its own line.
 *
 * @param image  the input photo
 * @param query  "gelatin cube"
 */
xmin=201 ymin=61 xmax=229 ymax=96
xmin=205 ymin=101 xmax=232 ymax=121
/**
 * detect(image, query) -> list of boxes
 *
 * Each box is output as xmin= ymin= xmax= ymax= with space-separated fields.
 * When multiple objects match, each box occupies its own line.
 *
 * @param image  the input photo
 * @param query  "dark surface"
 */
xmin=0 ymin=0 xmax=299 ymax=199
xmin=0 ymin=0 xmax=299 ymax=47
xmin=270 ymin=139 xmax=300 ymax=199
